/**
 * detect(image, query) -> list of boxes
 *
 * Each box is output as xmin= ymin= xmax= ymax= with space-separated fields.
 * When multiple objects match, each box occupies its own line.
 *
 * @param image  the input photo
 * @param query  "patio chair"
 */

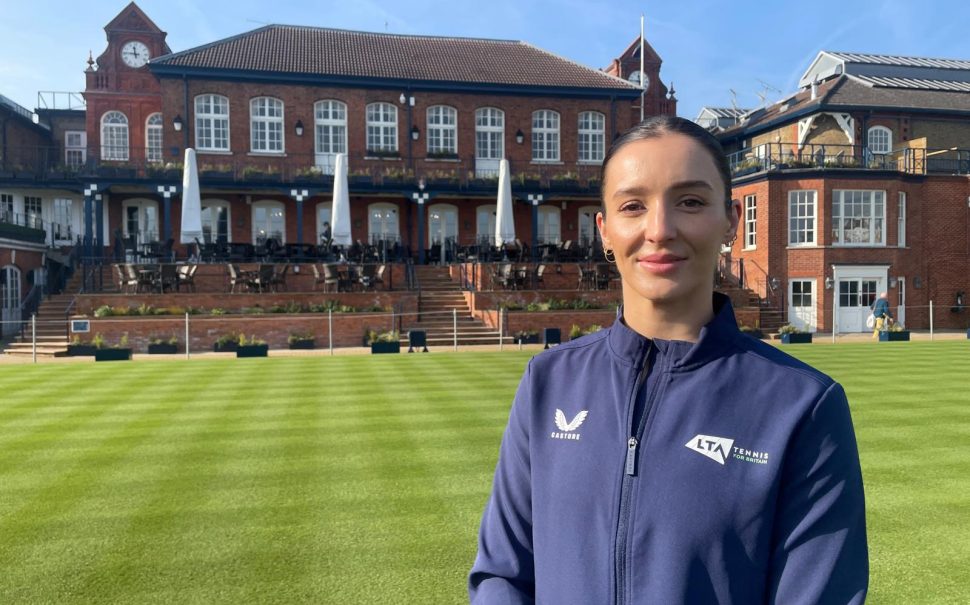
xmin=127 ymin=263 xmax=155 ymax=293
xmin=159 ymin=263 xmax=179 ymax=293
xmin=533 ymin=264 xmax=546 ymax=289
xmin=492 ymin=263 xmax=513 ymax=290
xmin=373 ymin=264 xmax=386 ymax=290
xmin=270 ymin=263 xmax=289 ymax=292
xmin=114 ymin=263 xmax=137 ymax=293
xmin=251 ymin=264 xmax=275 ymax=293
xmin=227 ymin=263 xmax=250 ymax=293
xmin=358 ymin=263 xmax=377 ymax=290
xmin=322 ymin=264 xmax=342 ymax=292
xmin=178 ymin=264 xmax=198 ymax=292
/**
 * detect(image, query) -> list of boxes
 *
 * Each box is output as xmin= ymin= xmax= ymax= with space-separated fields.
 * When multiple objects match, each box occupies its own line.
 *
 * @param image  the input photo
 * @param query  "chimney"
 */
xmin=810 ymin=78 xmax=819 ymax=100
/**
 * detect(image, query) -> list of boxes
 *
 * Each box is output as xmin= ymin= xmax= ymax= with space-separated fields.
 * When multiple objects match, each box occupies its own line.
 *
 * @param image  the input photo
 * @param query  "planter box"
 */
xmin=879 ymin=331 xmax=910 ymax=341
xmin=516 ymin=179 xmax=541 ymax=190
xmin=370 ymin=341 xmax=400 ymax=354
xmin=780 ymin=333 xmax=812 ymax=344
xmin=242 ymin=172 xmax=281 ymax=183
xmin=469 ymin=178 xmax=498 ymax=190
xmin=95 ymin=348 xmax=132 ymax=361
xmin=97 ymin=166 xmax=136 ymax=178
xmin=288 ymin=339 xmax=315 ymax=350
xmin=348 ymin=175 xmax=373 ymax=186
xmin=201 ymin=170 xmax=234 ymax=180
xmin=551 ymin=179 xmax=579 ymax=190
xmin=407 ymin=330 xmax=428 ymax=353
xmin=213 ymin=342 xmax=238 ymax=353
xmin=147 ymin=343 xmax=178 ymax=354
xmin=425 ymin=178 xmax=459 ymax=188
xmin=543 ymin=327 xmax=562 ymax=349
xmin=236 ymin=344 xmax=269 ymax=357
xmin=67 ymin=344 xmax=98 ymax=356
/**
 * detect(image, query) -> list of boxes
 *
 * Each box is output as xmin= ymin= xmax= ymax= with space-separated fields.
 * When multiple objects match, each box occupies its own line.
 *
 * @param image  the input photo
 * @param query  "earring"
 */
xmin=725 ymin=235 xmax=737 ymax=247
xmin=604 ymin=248 xmax=616 ymax=263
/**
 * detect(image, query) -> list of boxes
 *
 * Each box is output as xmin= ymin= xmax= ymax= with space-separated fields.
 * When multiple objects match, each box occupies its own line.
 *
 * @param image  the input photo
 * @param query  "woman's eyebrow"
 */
xmin=610 ymin=180 xmax=713 ymax=200
xmin=669 ymin=180 xmax=714 ymax=191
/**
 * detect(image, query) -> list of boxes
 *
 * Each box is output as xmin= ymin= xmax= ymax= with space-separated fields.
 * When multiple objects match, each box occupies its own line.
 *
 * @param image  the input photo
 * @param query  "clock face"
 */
xmin=121 ymin=41 xmax=150 ymax=68
xmin=628 ymin=70 xmax=650 ymax=90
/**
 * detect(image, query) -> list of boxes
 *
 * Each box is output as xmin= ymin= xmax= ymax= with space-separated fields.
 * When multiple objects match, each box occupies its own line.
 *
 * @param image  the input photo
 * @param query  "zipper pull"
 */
xmin=625 ymin=437 xmax=638 ymax=476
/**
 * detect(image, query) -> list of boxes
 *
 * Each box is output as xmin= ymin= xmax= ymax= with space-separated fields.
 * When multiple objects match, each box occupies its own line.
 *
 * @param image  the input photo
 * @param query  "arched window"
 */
xmin=427 ymin=106 xmax=457 ymax=156
xmin=867 ymin=126 xmax=892 ymax=155
xmin=195 ymin=94 xmax=230 ymax=151
xmin=250 ymin=97 xmax=284 ymax=153
xmin=368 ymin=203 xmax=400 ymax=244
xmin=532 ymin=109 xmax=560 ymax=162
xmin=314 ymin=100 xmax=347 ymax=174
xmin=577 ymin=205 xmax=600 ymax=247
xmin=578 ymin=111 xmax=605 ymax=163
xmin=537 ymin=205 xmax=561 ymax=244
xmin=366 ymin=102 xmax=398 ymax=154
xmin=316 ymin=202 xmax=333 ymax=244
xmin=101 ymin=111 xmax=129 ymax=161
xmin=252 ymin=200 xmax=285 ymax=245
xmin=201 ymin=199 xmax=231 ymax=244
xmin=146 ymin=113 xmax=163 ymax=163
xmin=476 ymin=204 xmax=497 ymax=245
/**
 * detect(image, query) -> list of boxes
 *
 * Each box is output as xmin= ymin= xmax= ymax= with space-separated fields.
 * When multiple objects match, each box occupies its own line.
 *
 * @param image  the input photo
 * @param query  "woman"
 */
xmin=469 ymin=116 xmax=868 ymax=604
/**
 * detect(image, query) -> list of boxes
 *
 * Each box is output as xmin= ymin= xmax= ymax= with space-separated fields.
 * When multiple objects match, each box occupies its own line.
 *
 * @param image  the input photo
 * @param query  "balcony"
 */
xmin=0 ymin=146 xmax=604 ymax=194
xmin=728 ymin=143 xmax=970 ymax=179
xmin=0 ymin=210 xmax=47 ymax=245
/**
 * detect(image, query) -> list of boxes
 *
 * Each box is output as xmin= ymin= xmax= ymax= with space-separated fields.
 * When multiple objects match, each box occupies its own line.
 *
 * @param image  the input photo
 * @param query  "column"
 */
xmin=291 ymin=188 xmax=309 ymax=245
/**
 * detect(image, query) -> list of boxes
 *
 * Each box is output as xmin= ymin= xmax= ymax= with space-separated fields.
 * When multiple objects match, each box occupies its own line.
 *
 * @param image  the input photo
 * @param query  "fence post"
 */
xmin=498 ymin=307 xmax=504 ymax=351
xmin=185 ymin=312 xmax=191 ymax=359
xmin=929 ymin=300 xmax=934 ymax=340
xmin=31 ymin=313 xmax=37 ymax=364
xmin=453 ymin=308 xmax=458 ymax=352
xmin=328 ymin=309 xmax=333 ymax=356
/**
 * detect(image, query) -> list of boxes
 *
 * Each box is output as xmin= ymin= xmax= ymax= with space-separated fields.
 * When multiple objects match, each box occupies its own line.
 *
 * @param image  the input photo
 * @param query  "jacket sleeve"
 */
xmin=767 ymin=382 xmax=869 ymax=604
xmin=468 ymin=362 xmax=536 ymax=604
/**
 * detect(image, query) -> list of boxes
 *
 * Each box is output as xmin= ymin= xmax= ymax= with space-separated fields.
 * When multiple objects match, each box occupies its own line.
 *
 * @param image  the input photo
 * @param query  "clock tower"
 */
xmin=83 ymin=2 xmax=171 ymax=163
xmin=604 ymin=36 xmax=677 ymax=121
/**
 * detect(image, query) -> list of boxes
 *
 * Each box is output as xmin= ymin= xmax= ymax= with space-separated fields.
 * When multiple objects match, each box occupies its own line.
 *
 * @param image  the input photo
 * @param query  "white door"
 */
xmin=837 ymin=278 xmax=879 ymax=332
xmin=788 ymin=279 xmax=817 ymax=332
xmin=475 ymin=108 xmax=503 ymax=178
xmin=1 ymin=265 xmax=22 ymax=338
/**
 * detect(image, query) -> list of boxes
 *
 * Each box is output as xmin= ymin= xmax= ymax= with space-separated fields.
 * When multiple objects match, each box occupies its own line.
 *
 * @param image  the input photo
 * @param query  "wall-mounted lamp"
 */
xmin=173 ymin=115 xmax=183 ymax=132
xmin=769 ymin=277 xmax=780 ymax=290
xmin=295 ymin=120 xmax=304 ymax=136
xmin=515 ymin=129 xmax=524 ymax=144
xmin=889 ymin=276 xmax=898 ymax=288
xmin=411 ymin=125 xmax=420 ymax=141
xmin=913 ymin=276 xmax=922 ymax=289
xmin=825 ymin=276 xmax=834 ymax=289
xmin=399 ymin=92 xmax=406 ymax=104
xmin=418 ymin=178 xmax=426 ymax=191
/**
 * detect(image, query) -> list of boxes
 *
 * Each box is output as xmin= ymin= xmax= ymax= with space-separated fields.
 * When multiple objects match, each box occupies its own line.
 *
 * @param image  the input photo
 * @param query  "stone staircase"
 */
xmin=2 ymin=271 xmax=86 ymax=358
xmin=717 ymin=283 xmax=786 ymax=335
xmin=402 ymin=266 xmax=507 ymax=347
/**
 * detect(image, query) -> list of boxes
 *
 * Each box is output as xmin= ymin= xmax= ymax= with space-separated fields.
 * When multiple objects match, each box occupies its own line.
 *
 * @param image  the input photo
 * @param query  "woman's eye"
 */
xmin=681 ymin=198 xmax=705 ymax=208
xmin=620 ymin=201 xmax=644 ymax=212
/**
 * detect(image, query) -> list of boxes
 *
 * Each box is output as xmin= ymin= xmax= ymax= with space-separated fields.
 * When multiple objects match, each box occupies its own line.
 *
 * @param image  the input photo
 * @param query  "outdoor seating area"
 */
xmin=185 ymin=238 xmax=403 ymax=264
xmin=113 ymin=263 xmax=197 ymax=294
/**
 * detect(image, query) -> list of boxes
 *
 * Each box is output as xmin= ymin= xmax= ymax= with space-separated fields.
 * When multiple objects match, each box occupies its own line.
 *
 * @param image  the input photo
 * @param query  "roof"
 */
xmin=0 ymin=93 xmax=51 ymax=133
xmin=848 ymin=74 xmax=970 ymax=93
xmin=698 ymin=107 xmax=749 ymax=119
xmin=152 ymin=25 xmax=639 ymax=92
xmin=800 ymin=50 xmax=970 ymax=87
xmin=824 ymin=51 xmax=970 ymax=70
xmin=830 ymin=75 xmax=970 ymax=112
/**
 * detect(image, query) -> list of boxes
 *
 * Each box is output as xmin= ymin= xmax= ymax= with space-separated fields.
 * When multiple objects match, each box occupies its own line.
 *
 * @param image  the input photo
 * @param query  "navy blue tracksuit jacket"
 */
xmin=470 ymin=295 xmax=868 ymax=604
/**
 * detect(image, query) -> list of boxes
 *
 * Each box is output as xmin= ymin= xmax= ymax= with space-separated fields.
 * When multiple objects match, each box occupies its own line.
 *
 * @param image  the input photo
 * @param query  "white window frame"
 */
xmin=744 ymin=194 xmax=757 ymax=249
xmin=250 ymin=97 xmax=284 ymax=153
xmin=427 ymin=203 xmax=458 ymax=246
xmin=0 ymin=193 xmax=13 ymax=224
xmin=578 ymin=111 xmax=605 ymax=164
xmin=52 ymin=198 xmax=75 ymax=243
xmin=537 ymin=205 xmax=561 ymax=244
xmin=578 ymin=205 xmax=600 ymax=247
xmin=252 ymin=200 xmax=286 ymax=245
xmin=100 ymin=111 xmax=129 ymax=161
xmin=316 ymin=202 xmax=333 ymax=244
xmin=65 ymin=131 xmax=86 ymax=167
xmin=194 ymin=94 xmax=230 ymax=152
xmin=201 ymin=199 xmax=231 ymax=244
xmin=832 ymin=189 xmax=886 ymax=247
xmin=24 ymin=196 xmax=43 ymax=229
xmin=368 ymin=202 xmax=400 ymax=244
xmin=476 ymin=204 xmax=497 ymax=244
xmin=146 ymin=113 xmax=163 ymax=163
xmin=788 ymin=190 xmax=817 ymax=246
xmin=867 ymin=126 xmax=892 ymax=155
xmin=898 ymin=191 xmax=906 ymax=248
xmin=366 ymin=102 xmax=398 ymax=154
xmin=122 ymin=199 xmax=159 ymax=244
xmin=475 ymin=107 xmax=504 ymax=160
xmin=427 ymin=105 xmax=457 ymax=156
xmin=531 ymin=110 xmax=560 ymax=162
xmin=314 ymin=100 xmax=347 ymax=163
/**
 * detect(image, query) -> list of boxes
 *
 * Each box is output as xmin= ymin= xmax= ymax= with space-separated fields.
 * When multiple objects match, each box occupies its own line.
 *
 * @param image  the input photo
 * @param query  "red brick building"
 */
xmin=711 ymin=51 xmax=970 ymax=333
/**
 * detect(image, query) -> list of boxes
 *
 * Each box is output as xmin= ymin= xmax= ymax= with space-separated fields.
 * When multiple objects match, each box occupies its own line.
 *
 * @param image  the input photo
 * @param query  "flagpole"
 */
xmin=640 ymin=13 xmax=645 ymax=122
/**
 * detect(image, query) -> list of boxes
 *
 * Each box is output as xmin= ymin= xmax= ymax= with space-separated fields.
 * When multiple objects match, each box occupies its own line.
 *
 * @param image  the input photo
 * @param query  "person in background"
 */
xmin=872 ymin=291 xmax=893 ymax=338
xmin=469 ymin=115 xmax=868 ymax=604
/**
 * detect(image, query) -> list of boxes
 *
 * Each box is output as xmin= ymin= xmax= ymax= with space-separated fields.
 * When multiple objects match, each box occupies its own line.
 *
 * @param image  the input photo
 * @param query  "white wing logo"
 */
xmin=555 ymin=409 xmax=588 ymax=432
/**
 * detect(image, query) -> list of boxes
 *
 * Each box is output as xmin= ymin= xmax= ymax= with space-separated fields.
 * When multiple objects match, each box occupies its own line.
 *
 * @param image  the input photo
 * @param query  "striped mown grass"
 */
xmin=0 ymin=342 xmax=968 ymax=603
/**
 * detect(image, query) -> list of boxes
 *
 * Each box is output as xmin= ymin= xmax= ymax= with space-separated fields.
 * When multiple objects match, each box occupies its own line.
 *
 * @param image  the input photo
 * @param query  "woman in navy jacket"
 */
xmin=469 ymin=116 xmax=868 ymax=604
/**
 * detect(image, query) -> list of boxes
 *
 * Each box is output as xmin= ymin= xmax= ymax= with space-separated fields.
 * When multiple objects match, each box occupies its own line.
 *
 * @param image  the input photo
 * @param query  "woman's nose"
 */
xmin=644 ymin=203 xmax=676 ymax=242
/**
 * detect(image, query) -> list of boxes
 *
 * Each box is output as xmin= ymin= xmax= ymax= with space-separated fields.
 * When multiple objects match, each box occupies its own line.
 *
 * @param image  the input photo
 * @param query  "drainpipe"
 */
xmin=182 ymin=75 xmax=190 ymax=150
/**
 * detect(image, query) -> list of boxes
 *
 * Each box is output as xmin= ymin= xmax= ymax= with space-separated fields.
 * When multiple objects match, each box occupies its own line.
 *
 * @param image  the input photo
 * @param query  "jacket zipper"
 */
xmin=614 ymin=345 xmax=656 ymax=605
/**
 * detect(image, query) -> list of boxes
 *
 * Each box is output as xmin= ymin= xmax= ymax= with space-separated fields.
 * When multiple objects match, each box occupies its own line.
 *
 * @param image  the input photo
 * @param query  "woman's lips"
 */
xmin=638 ymin=253 xmax=686 ymax=275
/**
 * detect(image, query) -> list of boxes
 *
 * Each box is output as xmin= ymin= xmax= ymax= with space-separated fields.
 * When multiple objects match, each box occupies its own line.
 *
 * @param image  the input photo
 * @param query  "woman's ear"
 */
xmin=724 ymin=199 xmax=741 ymax=244
xmin=595 ymin=211 xmax=611 ymax=250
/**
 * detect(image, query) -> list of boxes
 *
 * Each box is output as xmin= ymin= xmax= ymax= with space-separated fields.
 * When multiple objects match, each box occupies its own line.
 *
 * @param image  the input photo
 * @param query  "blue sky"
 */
xmin=2 ymin=0 xmax=969 ymax=119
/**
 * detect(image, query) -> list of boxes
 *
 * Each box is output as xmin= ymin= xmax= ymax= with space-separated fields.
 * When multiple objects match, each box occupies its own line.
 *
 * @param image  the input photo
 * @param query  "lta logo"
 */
xmin=685 ymin=434 xmax=735 ymax=465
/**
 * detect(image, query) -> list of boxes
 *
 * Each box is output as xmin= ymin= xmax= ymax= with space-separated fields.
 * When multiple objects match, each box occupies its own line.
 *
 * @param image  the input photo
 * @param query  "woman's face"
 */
xmin=597 ymin=133 xmax=739 ymax=310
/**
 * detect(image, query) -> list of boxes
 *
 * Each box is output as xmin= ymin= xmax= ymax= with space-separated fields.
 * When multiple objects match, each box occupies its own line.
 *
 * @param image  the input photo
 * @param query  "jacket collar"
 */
xmin=607 ymin=292 xmax=740 ymax=369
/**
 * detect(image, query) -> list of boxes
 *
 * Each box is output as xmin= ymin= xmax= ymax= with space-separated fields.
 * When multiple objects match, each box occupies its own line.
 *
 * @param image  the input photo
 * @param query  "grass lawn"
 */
xmin=0 ymin=342 xmax=968 ymax=603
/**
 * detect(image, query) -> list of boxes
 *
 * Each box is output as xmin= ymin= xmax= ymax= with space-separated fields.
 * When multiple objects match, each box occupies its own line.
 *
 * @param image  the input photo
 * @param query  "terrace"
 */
xmin=728 ymin=142 xmax=970 ymax=179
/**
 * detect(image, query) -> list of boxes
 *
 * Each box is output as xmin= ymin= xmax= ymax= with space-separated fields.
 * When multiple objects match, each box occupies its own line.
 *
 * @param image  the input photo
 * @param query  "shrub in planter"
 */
xmin=213 ymin=332 xmax=240 ymax=353
xmin=879 ymin=324 xmax=910 ymax=341
xmin=366 ymin=328 xmax=400 ymax=354
xmin=739 ymin=325 xmax=765 ymax=339
xmin=147 ymin=336 xmax=179 ymax=354
xmin=236 ymin=334 xmax=269 ymax=357
xmin=514 ymin=330 xmax=540 ymax=345
xmin=68 ymin=333 xmax=102 ymax=356
xmin=96 ymin=333 xmax=132 ymax=361
xmin=288 ymin=332 xmax=316 ymax=350
xmin=778 ymin=324 xmax=812 ymax=344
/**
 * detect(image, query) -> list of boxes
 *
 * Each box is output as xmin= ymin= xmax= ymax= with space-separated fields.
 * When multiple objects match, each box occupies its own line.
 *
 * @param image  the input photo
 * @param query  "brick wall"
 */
xmin=74 ymin=290 xmax=417 ymax=315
